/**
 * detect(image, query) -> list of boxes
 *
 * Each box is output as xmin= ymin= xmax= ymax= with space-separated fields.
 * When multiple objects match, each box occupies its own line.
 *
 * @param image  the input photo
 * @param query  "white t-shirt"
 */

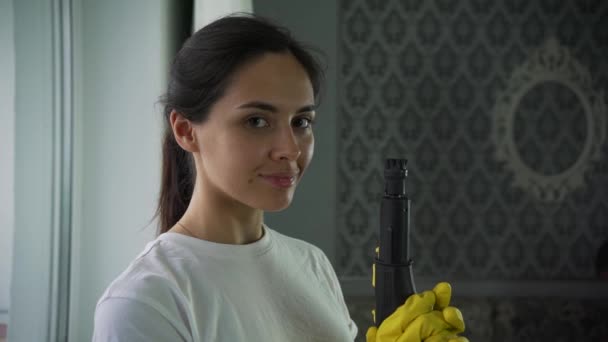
xmin=93 ymin=224 xmax=358 ymax=341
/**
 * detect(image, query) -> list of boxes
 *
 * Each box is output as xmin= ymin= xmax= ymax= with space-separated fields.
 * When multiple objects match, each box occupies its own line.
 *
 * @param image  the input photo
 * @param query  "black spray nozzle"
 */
xmin=384 ymin=158 xmax=408 ymax=197
xmin=375 ymin=158 xmax=416 ymax=327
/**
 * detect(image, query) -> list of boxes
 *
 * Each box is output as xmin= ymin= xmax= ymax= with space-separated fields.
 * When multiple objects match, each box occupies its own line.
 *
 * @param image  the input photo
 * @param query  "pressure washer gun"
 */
xmin=372 ymin=158 xmax=417 ymax=326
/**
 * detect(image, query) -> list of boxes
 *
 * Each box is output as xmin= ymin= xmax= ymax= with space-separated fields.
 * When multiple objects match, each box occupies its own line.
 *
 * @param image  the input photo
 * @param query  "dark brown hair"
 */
xmin=154 ymin=13 xmax=325 ymax=235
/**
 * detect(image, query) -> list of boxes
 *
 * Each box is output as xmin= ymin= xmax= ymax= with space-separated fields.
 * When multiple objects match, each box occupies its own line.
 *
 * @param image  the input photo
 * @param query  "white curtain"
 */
xmin=193 ymin=0 xmax=253 ymax=32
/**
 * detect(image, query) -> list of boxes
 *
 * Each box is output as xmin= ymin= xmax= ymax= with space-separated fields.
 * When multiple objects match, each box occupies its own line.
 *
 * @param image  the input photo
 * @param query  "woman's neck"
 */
xmin=171 ymin=181 xmax=264 ymax=245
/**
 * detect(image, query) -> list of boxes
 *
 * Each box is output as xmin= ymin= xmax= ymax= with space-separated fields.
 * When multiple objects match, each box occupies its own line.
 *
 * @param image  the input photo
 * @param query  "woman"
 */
xmin=93 ymin=13 xmax=466 ymax=342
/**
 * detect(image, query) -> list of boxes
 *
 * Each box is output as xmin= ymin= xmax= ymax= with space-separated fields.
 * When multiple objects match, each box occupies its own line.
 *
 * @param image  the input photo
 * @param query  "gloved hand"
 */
xmin=366 ymin=282 xmax=468 ymax=342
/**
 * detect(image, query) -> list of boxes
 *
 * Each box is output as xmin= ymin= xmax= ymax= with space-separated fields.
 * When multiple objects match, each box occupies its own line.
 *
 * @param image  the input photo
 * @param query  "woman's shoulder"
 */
xmin=96 ymin=237 xmax=189 ymax=309
xmin=93 ymin=238 xmax=193 ymax=341
xmin=266 ymin=226 xmax=335 ymax=275
xmin=267 ymin=226 xmax=326 ymax=257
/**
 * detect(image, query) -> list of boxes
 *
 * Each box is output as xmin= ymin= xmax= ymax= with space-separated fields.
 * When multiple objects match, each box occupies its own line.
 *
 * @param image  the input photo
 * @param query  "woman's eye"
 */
xmin=294 ymin=117 xmax=314 ymax=128
xmin=247 ymin=117 xmax=269 ymax=128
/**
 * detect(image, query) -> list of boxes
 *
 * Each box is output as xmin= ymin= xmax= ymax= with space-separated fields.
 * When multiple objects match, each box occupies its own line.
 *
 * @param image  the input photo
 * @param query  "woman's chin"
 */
xmin=260 ymin=196 xmax=294 ymax=212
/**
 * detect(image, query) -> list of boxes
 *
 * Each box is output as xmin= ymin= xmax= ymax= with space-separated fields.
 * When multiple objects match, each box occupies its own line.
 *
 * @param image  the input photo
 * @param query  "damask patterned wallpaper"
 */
xmin=336 ymin=0 xmax=608 ymax=281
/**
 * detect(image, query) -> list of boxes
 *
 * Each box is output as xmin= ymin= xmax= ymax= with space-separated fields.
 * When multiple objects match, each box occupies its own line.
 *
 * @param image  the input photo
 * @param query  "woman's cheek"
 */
xmin=301 ymin=136 xmax=314 ymax=166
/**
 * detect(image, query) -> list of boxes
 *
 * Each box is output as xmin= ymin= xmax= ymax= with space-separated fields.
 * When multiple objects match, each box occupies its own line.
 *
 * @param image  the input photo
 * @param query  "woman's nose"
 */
xmin=271 ymin=127 xmax=301 ymax=161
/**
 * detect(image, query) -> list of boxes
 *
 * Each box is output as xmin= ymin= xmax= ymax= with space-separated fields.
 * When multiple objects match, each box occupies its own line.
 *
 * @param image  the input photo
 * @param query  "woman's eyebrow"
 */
xmin=236 ymin=101 xmax=317 ymax=113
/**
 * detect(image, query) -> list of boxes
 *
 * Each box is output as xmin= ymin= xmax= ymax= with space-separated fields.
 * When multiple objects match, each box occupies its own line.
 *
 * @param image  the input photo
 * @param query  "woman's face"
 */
xmin=193 ymin=52 xmax=316 ymax=212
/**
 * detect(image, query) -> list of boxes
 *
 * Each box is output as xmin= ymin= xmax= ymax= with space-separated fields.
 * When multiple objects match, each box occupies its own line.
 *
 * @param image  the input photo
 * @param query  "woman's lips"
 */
xmin=260 ymin=175 xmax=296 ymax=188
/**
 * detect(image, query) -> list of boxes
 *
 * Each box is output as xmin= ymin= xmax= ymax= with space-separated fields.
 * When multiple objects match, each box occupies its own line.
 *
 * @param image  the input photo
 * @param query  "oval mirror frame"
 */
xmin=492 ymin=38 xmax=606 ymax=202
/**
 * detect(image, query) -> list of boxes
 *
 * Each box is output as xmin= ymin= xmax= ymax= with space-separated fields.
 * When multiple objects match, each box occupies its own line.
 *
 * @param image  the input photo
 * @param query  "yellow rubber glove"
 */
xmin=366 ymin=282 xmax=468 ymax=342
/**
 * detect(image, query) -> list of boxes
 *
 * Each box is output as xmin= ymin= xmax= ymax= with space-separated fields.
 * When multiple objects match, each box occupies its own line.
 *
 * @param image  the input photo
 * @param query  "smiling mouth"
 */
xmin=259 ymin=175 xmax=296 ymax=188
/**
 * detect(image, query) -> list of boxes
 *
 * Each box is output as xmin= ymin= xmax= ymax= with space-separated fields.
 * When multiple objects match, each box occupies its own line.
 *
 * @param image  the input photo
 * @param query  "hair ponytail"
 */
xmin=155 ymin=113 xmax=195 ymax=235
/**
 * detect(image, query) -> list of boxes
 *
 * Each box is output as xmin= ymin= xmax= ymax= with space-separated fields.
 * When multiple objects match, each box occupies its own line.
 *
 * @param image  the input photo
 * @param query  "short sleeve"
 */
xmin=92 ymin=297 xmax=190 ymax=342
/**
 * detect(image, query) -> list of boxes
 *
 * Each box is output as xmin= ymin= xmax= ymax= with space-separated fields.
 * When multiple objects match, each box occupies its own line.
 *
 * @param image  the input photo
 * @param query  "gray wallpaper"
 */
xmin=336 ymin=0 xmax=608 ymax=281
xmin=336 ymin=0 xmax=608 ymax=340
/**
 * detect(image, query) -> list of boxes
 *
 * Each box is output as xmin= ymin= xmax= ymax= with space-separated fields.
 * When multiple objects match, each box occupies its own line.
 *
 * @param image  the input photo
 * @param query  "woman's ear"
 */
xmin=170 ymin=110 xmax=200 ymax=153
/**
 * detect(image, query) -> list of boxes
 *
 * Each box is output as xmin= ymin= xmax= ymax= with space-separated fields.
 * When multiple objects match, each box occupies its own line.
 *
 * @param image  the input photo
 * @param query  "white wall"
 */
xmin=69 ymin=1 xmax=177 ymax=340
xmin=193 ymin=0 xmax=252 ymax=30
xmin=0 ymin=0 xmax=15 ymax=326
xmin=10 ymin=0 xmax=57 ymax=340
